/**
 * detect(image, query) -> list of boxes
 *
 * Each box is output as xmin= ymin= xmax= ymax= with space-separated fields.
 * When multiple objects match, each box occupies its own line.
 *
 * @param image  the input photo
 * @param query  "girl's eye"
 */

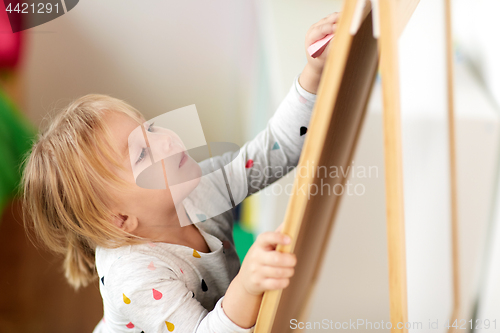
xmin=136 ymin=148 xmax=147 ymax=164
xmin=135 ymin=123 xmax=154 ymax=164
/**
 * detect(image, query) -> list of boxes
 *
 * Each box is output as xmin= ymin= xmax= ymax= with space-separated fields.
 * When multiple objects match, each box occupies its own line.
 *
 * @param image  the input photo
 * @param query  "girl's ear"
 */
xmin=123 ymin=215 xmax=139 ymax=233
xmin=112 ymin=213 xmax=139 ymax=233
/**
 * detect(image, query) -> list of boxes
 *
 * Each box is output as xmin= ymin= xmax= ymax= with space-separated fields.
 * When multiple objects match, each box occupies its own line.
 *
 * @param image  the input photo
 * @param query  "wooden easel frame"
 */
xmin=254 ymin=0 xmax=460 ymax=332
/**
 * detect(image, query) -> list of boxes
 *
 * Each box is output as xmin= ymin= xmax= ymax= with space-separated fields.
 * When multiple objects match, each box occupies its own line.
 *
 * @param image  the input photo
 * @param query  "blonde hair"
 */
xmin=22 ymin=94 xmax=146 ymax=290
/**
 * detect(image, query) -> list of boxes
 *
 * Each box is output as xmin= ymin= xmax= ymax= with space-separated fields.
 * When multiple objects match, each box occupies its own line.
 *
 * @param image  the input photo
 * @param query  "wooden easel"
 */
xmin=254 ymin=0 xmax=460 ymax=332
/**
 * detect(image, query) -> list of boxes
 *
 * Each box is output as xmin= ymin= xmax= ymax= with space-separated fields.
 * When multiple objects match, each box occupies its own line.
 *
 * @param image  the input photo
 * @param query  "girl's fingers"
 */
xmin=255 ymin=231 xmax=291 ymax=249
xmin=324 ymin=12 xmax=340 ymax=24
xmin=307 ymin=23 xmax=338 ymax=45
xmin=311 ymin=12 xmax=339 ymax=29
xmin=258 ymin=265 xmax=295 ymax=279
xmin=260 ymin=278 xmax=290 ymax=291
xmin=259 ymin=251 xmax=297 ymax=267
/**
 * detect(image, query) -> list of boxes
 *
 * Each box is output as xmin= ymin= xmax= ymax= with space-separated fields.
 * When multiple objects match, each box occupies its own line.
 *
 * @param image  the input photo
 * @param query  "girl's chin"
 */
xmin=170 ymin=177 xmax=201 ymax=205
xmin=180 ymin=158 xmax=202 ymax=184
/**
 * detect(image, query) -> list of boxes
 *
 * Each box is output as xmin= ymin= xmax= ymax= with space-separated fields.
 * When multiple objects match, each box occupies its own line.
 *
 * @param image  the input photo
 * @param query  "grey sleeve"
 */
xmin=211 ymin=73 xmax=316 ymax=204
xmin=107 ymin=253 xmax=254 ymax=333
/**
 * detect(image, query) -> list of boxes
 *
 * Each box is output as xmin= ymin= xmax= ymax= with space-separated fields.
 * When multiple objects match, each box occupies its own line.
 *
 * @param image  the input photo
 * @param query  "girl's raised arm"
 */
xmin=209 ymin=13 xmax=340 ymax=203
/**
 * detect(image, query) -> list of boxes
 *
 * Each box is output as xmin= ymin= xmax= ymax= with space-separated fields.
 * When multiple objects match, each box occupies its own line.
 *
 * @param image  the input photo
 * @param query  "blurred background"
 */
xmin=1 ymin=0 xmax=500 ymax=332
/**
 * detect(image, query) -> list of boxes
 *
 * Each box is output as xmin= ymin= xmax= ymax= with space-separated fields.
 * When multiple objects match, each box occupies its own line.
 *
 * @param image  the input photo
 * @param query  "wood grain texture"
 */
xmin=445 ymin=0 xmax=461 ymax=331
xmin=255 ymin=1 xmax=379 ymax=331
xmin=379 ymin=0 xmax=408 ymax=332
xmin=0 ymin=200 xmax=103 ymax=333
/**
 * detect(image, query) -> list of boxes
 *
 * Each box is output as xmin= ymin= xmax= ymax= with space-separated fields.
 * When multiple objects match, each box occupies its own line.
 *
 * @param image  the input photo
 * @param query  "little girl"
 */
xmin=22 ymin=13 xmax=339 ymax=333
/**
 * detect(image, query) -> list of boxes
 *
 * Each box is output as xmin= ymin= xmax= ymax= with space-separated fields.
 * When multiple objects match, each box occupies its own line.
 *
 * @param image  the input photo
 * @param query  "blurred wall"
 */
xmin=454 ymin=1 xmax=500 ymax=331
xmin=453 ymin=0 xmax=500 ymax=107
xmin=20 ymin=0 xmax=259 ymax=146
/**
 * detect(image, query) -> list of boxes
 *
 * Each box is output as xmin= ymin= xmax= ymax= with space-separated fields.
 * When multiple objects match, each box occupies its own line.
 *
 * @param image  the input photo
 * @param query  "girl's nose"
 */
xmin=149 ymin=133 xmax=173 ymax=161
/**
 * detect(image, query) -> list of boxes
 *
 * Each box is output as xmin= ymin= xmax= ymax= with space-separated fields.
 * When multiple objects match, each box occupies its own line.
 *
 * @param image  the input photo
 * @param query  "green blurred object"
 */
xmin=0 ymin=89 xmax=36 ymax=216
xmin=233 ymin=221 xmax=255 ymax=264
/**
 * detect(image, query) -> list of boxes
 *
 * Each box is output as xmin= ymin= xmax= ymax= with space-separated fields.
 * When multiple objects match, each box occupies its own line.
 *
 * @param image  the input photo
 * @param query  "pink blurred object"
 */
xmin=0 ymin=1 xmax=23 ymax=69
xmin=307 ymin=34 xmax=334 ymax=58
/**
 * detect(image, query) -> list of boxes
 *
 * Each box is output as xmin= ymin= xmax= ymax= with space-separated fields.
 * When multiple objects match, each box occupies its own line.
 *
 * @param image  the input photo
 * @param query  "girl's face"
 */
xmin=104 ymin=111 xmax=202 ymax=237
xmin=127 ymin=118 xmax=202 ymax=196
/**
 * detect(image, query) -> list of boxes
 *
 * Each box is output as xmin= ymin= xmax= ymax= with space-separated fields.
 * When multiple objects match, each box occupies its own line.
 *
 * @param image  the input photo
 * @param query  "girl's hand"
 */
xmin=305 ymin=12 xmax=340 ymax=74
xmin=238 ymin=226 xmax=297 ymax=296
xmin=299 ymin=12 xmax=341 ymax=94
xmin=220 ymin=224 xmax=295 ymax=328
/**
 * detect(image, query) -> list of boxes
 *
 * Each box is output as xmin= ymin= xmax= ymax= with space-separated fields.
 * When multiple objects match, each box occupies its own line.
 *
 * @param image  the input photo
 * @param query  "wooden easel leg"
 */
xmin=445 ymin=0 xmax=461 ymax=331
xmin=379 ymin=1 xmax=409 ymax=332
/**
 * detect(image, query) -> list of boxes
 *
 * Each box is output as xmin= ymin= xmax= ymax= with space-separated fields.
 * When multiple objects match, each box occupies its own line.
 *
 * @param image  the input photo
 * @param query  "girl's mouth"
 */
xmin=179 ymin=151 xmax=188 ymax=168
